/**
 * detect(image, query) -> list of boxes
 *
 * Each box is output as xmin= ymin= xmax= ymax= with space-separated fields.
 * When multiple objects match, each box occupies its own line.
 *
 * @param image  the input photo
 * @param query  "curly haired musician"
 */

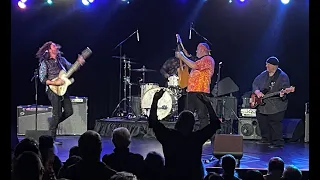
xmin=37 ymin=41 xmax=85 ymax=144
xmin=175 ymin=42 xmax=215 ymax=130
xmin=252 ymin=56 xmax=291 ymax=148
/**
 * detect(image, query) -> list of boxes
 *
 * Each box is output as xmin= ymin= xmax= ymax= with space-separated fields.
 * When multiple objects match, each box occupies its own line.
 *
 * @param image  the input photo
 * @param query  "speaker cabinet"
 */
xmin=210 ymin=96 xmax=237 ymax=120
xmin=17 ymin=105 xmax=53 ymax=135
xmin=238 ymin=118 xmax=261 ymax=140
xmin=57 ymin=96 xmax=88 ymax=135
xmin=213 ymin=134 xmax=243 ymax=160
xmin=17 ymin=96 xmax=88 ymax=136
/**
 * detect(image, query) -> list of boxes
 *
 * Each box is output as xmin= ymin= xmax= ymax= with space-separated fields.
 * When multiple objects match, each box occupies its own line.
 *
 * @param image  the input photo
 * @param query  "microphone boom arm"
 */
xmin=191 ymin=27 xmax=212 ymax=45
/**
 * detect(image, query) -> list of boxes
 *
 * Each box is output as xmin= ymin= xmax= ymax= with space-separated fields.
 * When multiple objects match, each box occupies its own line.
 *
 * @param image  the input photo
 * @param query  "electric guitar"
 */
xmin=176 ymin=34 xmax=189 ymax=88
xmin=49 ymin=47 xmax=92 ymax=96
xmin=250 ymin=86 xmax=295 ymax=108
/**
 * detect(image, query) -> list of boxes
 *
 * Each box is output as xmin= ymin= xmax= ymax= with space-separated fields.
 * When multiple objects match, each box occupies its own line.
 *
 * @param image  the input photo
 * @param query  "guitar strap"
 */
xmin=262 ymin=68 xmax=281 ymax=94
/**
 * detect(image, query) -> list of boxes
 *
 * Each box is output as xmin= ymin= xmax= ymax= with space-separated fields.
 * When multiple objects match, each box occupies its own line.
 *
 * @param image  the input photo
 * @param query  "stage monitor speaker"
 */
xmin=238 ymin=118 xmax=261 ymax=140
xmin=17 ymin=105 xmax=53 ymax=135
xmin=57 ymin=96 xmax=88 ymax=135
xmin=213 ymin=134 xmax=243 ymax=160
xmin=25 ymin=130 xmax=51 ymax=142
xmin=282 ymin=118 xmax=304 ymax=142
xmin=305 ymin=102 xmax=309 ymax=143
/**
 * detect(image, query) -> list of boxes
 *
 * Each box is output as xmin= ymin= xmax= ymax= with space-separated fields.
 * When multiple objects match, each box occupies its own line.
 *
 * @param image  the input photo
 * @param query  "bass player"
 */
xmin=175 ymin=41 xmax=215 ymax=131
xmin=252 ymin=56 xmax=291 ymax=148
xmin=37 ymin=41 xmax=85 ymax=145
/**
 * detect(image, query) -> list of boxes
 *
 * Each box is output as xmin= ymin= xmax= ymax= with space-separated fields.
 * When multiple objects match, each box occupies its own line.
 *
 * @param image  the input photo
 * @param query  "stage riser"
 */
xmin=94 ymin=118 xmax=176 ymax=138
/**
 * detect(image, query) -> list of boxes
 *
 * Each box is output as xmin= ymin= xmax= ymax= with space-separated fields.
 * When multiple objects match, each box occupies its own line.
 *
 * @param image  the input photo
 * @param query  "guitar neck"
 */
xmin=262 ymin=91 xmax=281 ymax=99
xmin=65 ymin=61 xmax=81 ymax=78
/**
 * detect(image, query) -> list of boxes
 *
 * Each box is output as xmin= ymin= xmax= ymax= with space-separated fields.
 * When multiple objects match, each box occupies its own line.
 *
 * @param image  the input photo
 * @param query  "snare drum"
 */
xmin=141 ymin=87 xmax=174 ymax=120
xmin=140 ymin=83 xmax=159 ymax=97
xmin=168 ymin=75 xmax=179 ymax=87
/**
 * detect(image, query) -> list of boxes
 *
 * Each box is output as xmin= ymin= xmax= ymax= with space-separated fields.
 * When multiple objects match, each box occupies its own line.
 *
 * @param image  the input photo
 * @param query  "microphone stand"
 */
xmin=191 ymin=27 xmax=212 ymax=45
xmin=112 ymin=30 xmax=138 ymax=117
xmin=30 ymin=68 xmax=39 ymax=131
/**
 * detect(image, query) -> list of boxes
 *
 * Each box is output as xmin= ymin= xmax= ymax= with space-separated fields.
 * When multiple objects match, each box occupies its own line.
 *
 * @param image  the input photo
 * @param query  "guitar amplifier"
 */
xmin=17 ymin=105 xmax=53 ymax=135
xmin=17 ymin=96 xmax=88 ymax=136
xmin=239 ymin=108 xmax=256 ymax=118
xmin=57 ymin=96 xmax=88 ymax=135
xmin=210 ymin=96 xmax=238 ymax=120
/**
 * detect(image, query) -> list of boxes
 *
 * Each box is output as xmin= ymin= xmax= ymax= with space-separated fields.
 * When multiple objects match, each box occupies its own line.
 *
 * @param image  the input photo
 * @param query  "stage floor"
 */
xmin=18 ymin=135 xmax=309 ymax=170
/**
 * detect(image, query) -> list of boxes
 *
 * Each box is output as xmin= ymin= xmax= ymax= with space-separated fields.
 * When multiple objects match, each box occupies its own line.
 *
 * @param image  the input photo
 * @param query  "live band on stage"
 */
xmin=37 ymin=29 xmax=294 ymax=148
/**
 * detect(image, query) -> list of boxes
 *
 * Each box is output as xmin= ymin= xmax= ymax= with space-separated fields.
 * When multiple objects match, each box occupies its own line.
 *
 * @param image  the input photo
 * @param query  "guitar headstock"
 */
xmin=80 ymin=47 xmax=92 ymax=60
xmin=283 ymin=86 xmax=295 ymax=93
xmin=176 ymin=34 xmax=182 ymax=44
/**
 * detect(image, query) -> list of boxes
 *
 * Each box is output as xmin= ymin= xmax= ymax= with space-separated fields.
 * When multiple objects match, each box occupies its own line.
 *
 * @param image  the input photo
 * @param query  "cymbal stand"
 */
xmin=112 ymin=30 xmax=138 ymax=117
xmin=142 ymin=65 xmax=146 ymax=83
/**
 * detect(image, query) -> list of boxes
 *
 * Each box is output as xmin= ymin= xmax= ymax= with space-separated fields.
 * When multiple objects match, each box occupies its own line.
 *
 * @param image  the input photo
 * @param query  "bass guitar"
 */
xmin=49 ymin=47 xmax=92 ymax=96
xmin=176 ymin=34 xmax=189 ymax=89
xmin=250 ymin=86 xmax=295 ymax=108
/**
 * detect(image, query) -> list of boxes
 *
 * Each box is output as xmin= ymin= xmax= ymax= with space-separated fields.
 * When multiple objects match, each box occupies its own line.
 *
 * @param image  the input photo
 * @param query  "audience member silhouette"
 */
xmin=12 ymin=151 xmax=45 ymax=180
xmin=282 ymin=165 xmax=302 ymax=180
xmin=57 ymin=146 xmax=82 ymax=179
xmin=148 ymin=89 xmax=221 ymax=180
xmin=264 ymin=157 xmax=284 ymax=180
xmin=109 ymin=171 xmax=138 ymax=180
xmin=220 ymin=154 xmax=241 ymax=180
xmin=102 ymin=127 xmax=146 ymax=179
xmin=204 ymin=172 xmax=224 ymax=180
xmin=244 ymin=170 xmax=264 ymax=180
xmin=142 ymin=151 xmax=165 ymax=180
xmin=62 ymin=130 xmax=116 ymax=180
xmin=38 ymin=135 xmax=62 ymax=177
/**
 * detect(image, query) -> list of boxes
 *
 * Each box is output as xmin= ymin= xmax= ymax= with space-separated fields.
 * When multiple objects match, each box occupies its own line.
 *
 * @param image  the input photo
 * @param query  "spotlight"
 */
xmin=88 ymin=0 xmax=94 ymax=2
xmin=82 ymin=0 xmax=90 ymax=5
xmin=240 ymin=0 xmax=245 ymax=2
xmin=18 ymin=1 xmax=26 ymax=9
xmin=47 ymin=0 xmax=53 ymax=5
xmin=281 ymin=0 xmax=290 ymax=4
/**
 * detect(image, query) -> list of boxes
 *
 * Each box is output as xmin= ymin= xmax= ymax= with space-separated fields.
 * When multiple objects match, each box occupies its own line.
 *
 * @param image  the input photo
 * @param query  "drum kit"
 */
xmin=112 ymin=56 xmax=182 ymax=121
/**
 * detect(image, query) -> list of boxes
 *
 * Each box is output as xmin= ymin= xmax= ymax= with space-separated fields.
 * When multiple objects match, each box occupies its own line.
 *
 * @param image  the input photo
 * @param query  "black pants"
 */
xmin=256 ymin=111 xmax=285 ymax=145
xmin=47 ymin=88 xmax=73 ymax=140
xmin=185 ymin=92 xmax=209 ymax=130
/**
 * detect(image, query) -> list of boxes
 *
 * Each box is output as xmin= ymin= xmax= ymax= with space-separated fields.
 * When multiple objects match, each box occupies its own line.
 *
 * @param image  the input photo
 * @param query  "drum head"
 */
xmin=141 ymin=87 xmax=173 ymax=120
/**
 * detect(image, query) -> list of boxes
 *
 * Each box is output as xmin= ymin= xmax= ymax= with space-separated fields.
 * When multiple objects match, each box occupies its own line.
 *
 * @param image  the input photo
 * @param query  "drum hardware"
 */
xmin=132 ymin=66 xmax=156 ymax=83
xmin=112 ymin=30 xmax=140 ymax=117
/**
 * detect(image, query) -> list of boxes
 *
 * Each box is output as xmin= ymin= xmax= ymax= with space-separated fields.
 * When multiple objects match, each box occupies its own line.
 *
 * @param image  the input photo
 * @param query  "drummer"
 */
xmin=160 ymin=47 xmax=196 ymax=87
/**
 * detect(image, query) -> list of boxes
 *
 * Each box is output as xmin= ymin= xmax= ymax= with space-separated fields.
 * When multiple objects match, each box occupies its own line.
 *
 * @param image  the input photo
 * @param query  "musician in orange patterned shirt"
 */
xmin=175 ymin=42 xmax=215 ymax=130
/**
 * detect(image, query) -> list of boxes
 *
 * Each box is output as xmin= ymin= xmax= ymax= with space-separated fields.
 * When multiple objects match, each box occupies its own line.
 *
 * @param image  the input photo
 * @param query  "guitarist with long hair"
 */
xmin=37 ymin=41 xmax=85 ymax=145
xmin=252 ymin=56 xmax=292 ymax=148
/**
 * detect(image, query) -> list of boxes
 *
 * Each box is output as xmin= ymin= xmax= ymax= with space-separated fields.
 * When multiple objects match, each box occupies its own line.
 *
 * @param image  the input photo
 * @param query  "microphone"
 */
xmin=219 ymin=62 xmax=222 ymax=65
xmin=137 ymin=29 xmax=140 ymax=42
xmin=189 ymin=22 xmax=193 ymax=39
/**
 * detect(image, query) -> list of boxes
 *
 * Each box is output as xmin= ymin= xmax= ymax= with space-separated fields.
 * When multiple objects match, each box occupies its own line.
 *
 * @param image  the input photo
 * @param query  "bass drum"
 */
xmin=140 ymin=83 xmax=159 ymax=97
xmin=141 ymin=87 xmax=173 ymax=120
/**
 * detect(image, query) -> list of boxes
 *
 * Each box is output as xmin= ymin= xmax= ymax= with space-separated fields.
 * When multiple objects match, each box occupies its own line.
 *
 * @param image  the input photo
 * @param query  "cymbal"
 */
xmin=131 ymin=67 xmax=156 ymax=72
xmin=112 ymin=56 xmax=135 ymax=60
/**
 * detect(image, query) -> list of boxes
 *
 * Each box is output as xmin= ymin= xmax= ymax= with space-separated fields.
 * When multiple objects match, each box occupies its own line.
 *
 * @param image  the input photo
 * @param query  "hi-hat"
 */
xmin=112 ymin=56 xmax=138 ymax=64
xmin=131 ymin=67 xmax=156 ymax=72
